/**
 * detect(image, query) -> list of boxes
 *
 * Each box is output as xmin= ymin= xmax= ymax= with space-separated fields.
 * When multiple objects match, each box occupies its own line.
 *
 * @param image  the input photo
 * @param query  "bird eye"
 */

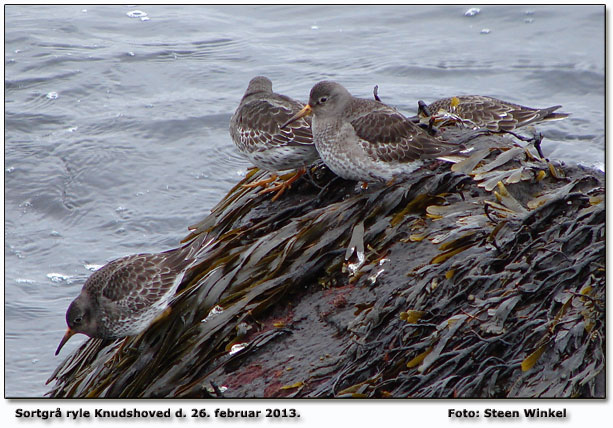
xmin=319 ymin=96 xmax=328 ymax=103
xmin=73 ymin=316 xmax=83 ymax=324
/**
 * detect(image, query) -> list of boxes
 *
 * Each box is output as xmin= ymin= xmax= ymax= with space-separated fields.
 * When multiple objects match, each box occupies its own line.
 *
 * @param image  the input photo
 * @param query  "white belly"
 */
xmin=313 ymin=120 xmax=419 ymax=182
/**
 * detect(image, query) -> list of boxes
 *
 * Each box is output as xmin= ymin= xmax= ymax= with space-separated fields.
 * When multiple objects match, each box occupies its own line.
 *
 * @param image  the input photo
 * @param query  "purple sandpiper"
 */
xmin=416 ymin=95 xmax=569 ymax=132
xmin=55 ymin=243 xmax=198 ymax=355
xmin=281 ymin=80 xmax=461 ymax=183
xmin=230 ymin=76 xmax=319 ymax=200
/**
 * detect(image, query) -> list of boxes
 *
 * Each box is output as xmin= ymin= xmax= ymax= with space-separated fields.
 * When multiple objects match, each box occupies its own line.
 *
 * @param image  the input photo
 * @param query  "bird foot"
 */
xmin=257 ymin=168 xmax=306 ymax=201
xmin=242 ymin=174 xmax=279 ymax=189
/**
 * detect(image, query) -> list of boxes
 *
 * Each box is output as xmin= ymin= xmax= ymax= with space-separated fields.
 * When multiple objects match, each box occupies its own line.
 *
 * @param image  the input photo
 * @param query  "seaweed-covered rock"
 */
xmin=47 ymin=132 xmax=604 ymax=398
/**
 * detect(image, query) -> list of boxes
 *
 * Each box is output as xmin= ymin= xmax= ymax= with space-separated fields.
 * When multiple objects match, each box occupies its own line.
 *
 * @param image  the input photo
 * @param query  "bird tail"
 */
xmin=541 ymin=105 xmax=569 ymax=122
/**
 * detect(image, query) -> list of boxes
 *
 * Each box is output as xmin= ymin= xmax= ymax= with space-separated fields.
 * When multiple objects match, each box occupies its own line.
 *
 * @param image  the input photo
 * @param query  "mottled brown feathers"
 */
xmin=426 ymin=95 xmax=568 ymax=132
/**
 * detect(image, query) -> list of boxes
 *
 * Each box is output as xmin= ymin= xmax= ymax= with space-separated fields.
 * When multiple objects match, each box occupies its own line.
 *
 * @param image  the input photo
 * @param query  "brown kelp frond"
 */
xmin=47 ymin=130 xmax=604 ymax=398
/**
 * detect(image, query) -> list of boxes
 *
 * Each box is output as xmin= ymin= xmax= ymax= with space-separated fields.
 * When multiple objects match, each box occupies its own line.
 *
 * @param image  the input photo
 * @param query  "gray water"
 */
xmin=4 ymin=5 xmax=604 ymax=397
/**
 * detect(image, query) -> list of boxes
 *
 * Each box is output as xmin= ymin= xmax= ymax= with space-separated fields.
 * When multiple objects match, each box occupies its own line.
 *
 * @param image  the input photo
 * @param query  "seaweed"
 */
xmin=47 ymin=131 xmax=604 ymax=398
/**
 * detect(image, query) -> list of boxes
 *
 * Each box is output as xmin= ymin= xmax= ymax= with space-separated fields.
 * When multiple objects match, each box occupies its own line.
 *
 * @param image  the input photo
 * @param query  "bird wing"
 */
xmin=428 ymin=95 xmax=566 ymax=131
xmin=349 ymin=103 xmax=460 ymax=163
xmin=95 ymin=254 xmax=183 ymax=311
xmin=231 ymin=97 xmax=313 ymax=152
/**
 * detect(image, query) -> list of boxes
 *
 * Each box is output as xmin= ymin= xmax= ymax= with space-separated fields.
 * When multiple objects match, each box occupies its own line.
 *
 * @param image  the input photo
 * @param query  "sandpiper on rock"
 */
xmin=55 ymin=243 xmax=199 ymax=355
xmin=415 ymin=95 xmax=569 ymax=132
xmin=230 ymin=76 xmax=319 ymax=200
xmin=282 ymin=80 xmax=461 ymax=183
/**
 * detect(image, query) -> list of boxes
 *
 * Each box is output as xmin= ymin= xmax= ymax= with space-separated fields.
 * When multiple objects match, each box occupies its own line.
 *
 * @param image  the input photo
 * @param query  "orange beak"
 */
xmin=55 ymin=328 xmax=76 ymax=356
xmin=281 ymin=104 xmax=312 ymax=129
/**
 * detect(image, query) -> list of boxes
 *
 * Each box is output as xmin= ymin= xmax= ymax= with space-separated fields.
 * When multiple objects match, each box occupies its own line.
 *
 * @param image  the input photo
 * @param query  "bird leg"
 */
xmin=258 ymin=168 xmax=307 ymax=201
xmin=241 ymin=173 xmax=279 ymax=189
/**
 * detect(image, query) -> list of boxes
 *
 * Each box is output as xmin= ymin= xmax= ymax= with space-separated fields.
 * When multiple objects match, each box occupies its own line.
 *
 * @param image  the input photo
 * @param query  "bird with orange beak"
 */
xmin=282 ymin=81 xmax=462 ymax=183
xmin=55 ymin=243 xmax=199 ymax=356
xmin=230 ymin=76 xmax=319 ymax=201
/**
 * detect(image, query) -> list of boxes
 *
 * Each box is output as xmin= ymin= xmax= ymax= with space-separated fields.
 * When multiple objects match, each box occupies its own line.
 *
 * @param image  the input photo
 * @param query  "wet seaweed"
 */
xmin=47 ymin=131 xmax=604 ymax=398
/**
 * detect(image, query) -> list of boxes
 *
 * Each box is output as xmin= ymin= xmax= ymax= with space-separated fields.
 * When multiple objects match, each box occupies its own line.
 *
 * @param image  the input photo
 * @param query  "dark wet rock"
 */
xmin=47 ymin=132 xmax=604 ymax=398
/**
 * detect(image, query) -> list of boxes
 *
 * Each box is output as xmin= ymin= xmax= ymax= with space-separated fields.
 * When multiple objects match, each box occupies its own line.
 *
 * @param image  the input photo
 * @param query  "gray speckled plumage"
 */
xmin=418 ymin=95 xmax=569 ymax=132
xmin=230 ymin=76 xmax=318 ymax=172
xmin=285 ymin=81 xmax=461 ymax=183
xmin=55 ymin=244 xmax=198 ymax=355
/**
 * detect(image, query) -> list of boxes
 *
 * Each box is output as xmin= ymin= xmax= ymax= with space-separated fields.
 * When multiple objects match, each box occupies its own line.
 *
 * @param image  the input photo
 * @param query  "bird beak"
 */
xmin=281 ymin=104 xmax=312 ymax=128
xmin=55 ymin=328 xmax=76 ymax=355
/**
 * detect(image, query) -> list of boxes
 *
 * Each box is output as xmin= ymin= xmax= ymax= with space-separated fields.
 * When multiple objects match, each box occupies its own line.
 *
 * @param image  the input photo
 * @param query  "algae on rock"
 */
xmin=47 ymin=132 xmax=604 ymax=398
